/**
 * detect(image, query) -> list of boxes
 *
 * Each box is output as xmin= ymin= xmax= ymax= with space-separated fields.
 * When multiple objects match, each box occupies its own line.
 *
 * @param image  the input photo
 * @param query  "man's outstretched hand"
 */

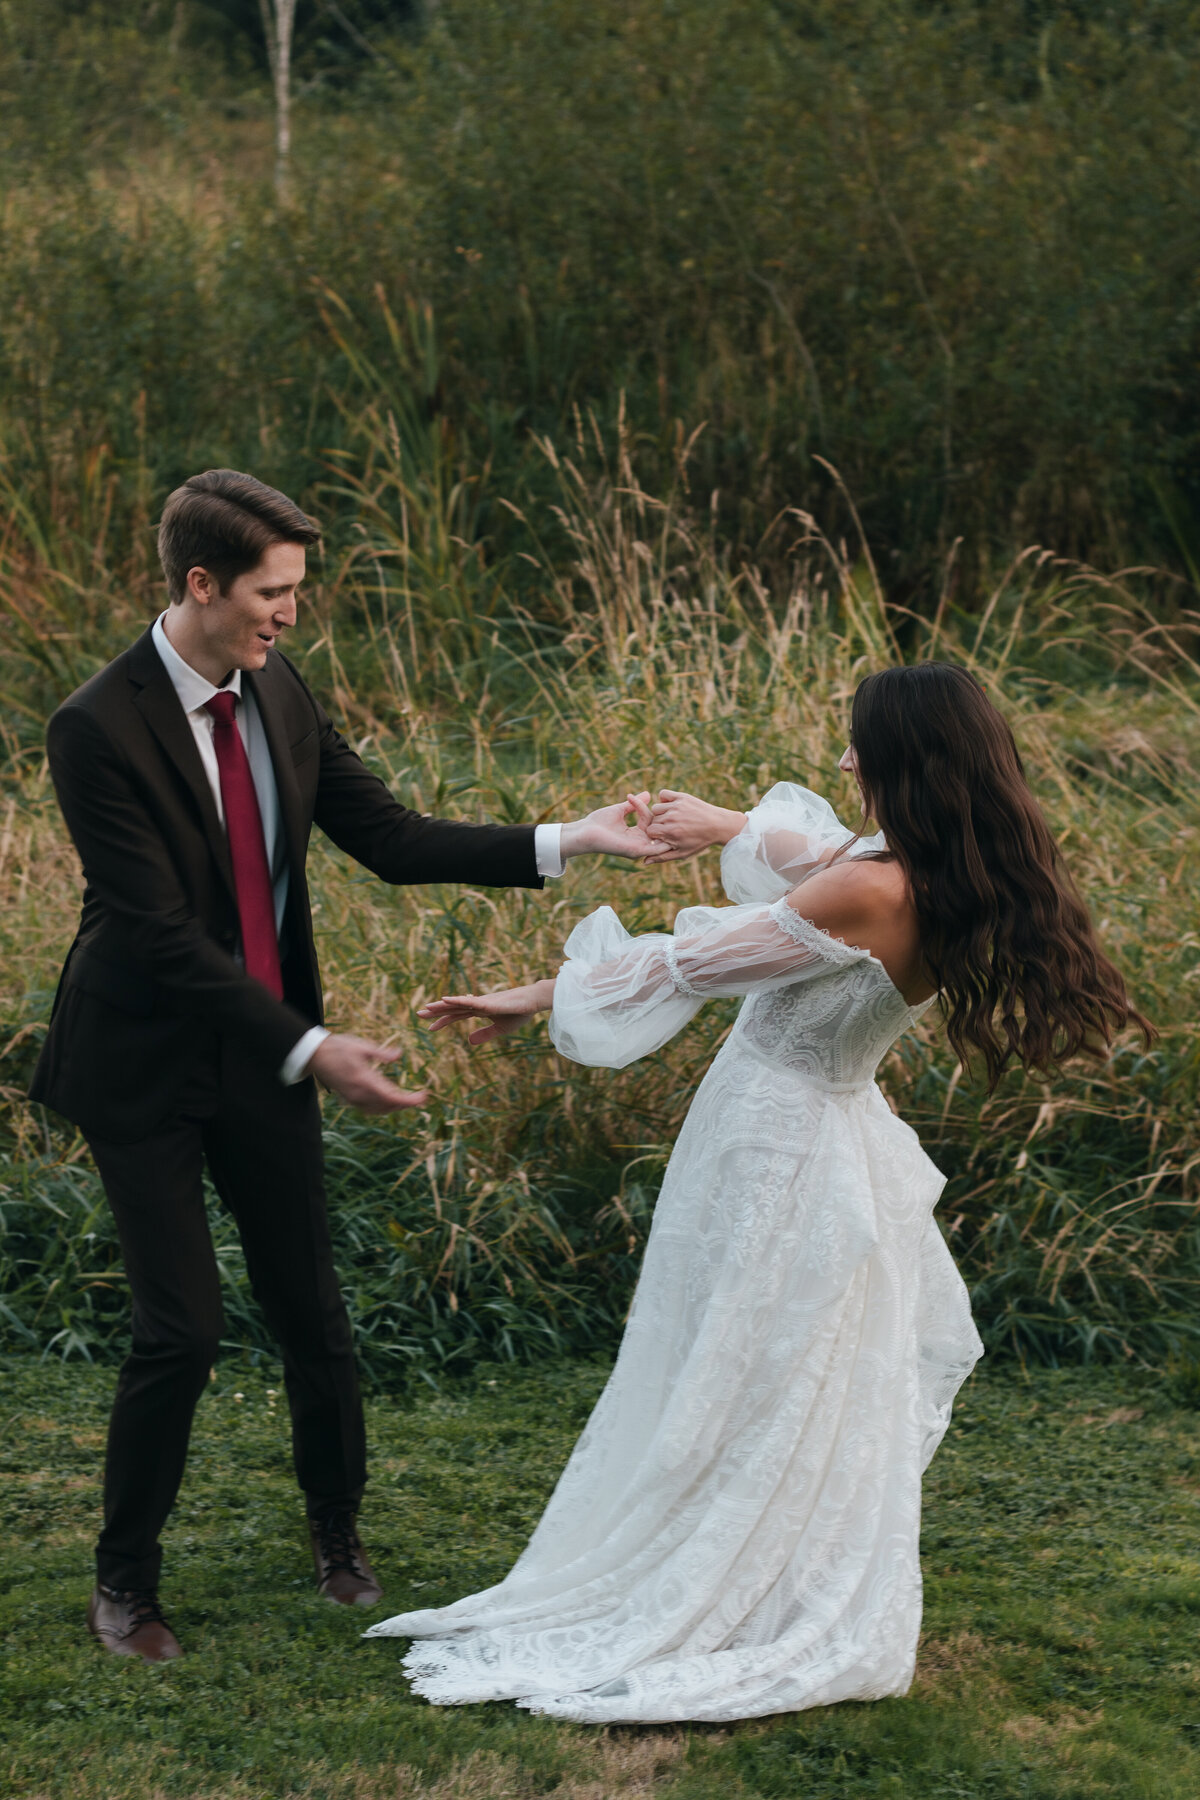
xmin=560 ymin=794 xmax=660 ymax=860
xmin=309 ymin=1034 xmax=429 ymax=1113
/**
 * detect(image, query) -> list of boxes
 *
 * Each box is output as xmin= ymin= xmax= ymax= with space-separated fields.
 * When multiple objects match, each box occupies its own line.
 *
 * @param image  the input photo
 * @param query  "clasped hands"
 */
xmin=311 ymin=790 xmax=742 ymax=1112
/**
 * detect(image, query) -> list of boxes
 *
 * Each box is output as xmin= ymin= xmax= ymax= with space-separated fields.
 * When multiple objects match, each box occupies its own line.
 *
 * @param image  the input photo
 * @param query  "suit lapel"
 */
xmin=243 ymin=657 xmax=307 ymax=892
xmin=126 ymin=629 xmax=237 ymax=901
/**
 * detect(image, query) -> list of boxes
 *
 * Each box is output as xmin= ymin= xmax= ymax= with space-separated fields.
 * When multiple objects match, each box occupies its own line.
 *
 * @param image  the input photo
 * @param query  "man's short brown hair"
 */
xmin=157 ymin=469 xmax=321 ymax=604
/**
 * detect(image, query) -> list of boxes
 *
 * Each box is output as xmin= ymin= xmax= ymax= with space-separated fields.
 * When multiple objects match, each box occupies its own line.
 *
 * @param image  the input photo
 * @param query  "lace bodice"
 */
xmin=549 ymin=784 xmax=931 ymax=1089
xmin=736 ymin=903 xmax=931 ymax=1088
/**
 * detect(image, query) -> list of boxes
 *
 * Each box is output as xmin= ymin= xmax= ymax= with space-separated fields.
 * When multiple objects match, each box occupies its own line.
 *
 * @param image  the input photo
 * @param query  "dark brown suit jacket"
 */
xmin=30 ymin=627 xmax=542 ymax=1141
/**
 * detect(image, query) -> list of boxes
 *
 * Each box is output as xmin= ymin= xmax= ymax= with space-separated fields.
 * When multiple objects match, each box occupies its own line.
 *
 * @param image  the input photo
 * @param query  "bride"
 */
xmin=365 ymin=663 xmax=1148 ymax=1723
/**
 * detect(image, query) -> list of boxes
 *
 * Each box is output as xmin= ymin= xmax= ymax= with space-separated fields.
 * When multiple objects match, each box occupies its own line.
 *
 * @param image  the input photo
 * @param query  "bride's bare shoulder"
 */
xmin=782 ymin=855 xmax=914 ymax=945
xmin=786 ymin=853 xmax=906 ymax=907
xmin=782 ymin=857 xmax=934 ymax=1001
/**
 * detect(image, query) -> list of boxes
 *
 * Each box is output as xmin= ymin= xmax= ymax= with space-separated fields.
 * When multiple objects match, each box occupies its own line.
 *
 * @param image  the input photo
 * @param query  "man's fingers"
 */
xmin=657 ymin=789 xmax=682 ymax=801
xmin=361 ymin=1080 xmax=426 ymax=1108
xmin=352 ymin=1080 xmax=430 ymax=1113
xmin=369 ymin=1078 xmax=429 ymax=1108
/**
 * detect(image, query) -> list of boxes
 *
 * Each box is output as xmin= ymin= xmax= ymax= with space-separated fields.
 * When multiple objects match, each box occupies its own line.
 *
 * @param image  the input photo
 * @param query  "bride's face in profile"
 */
xmin=838 ymin=743 xmax=866 ymax=813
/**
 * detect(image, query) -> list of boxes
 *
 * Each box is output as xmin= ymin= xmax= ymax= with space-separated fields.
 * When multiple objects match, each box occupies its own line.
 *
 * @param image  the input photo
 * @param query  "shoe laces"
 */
xmin=313 ymin=1509 xmax=364 ymax=1577
xmin=105 ymin=1587 xmax=171 ymax=1631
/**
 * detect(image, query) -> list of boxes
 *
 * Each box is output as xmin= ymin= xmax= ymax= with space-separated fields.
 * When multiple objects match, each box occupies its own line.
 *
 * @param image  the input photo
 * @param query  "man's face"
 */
xmin=188 ymin=541 xmax=305 ymax=673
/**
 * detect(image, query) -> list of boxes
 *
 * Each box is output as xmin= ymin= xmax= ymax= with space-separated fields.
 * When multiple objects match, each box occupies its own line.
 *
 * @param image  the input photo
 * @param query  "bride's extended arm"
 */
xmin=420 ymin=867 xmax=893 ymax=1067
xmin=656 ymin=780 xmax=880 ymax=903
xmin=419 ymin=978 xmax=557 ymax=1045
xmin=416 ymin=936 xmax=686 ymax=1052
xmin=635 ymin=785 xmax=867 ymax=887
xmin=551 ymin=887 xmax=877 ymax=1068
xmin=633 ymin=790 xmax=748 ymax=864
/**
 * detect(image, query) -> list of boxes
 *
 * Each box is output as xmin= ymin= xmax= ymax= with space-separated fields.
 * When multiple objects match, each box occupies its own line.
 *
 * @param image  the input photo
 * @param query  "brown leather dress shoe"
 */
xmin=87 ymin=1585 xmax=182 ymax=1661
xmin=309 ymin=1509 xmax=383 ymax=1606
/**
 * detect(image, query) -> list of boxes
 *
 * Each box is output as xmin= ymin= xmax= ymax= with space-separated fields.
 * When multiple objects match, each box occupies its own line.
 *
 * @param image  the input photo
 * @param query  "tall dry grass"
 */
xmin=1 ymin=430 xmax=1198 ymax=1371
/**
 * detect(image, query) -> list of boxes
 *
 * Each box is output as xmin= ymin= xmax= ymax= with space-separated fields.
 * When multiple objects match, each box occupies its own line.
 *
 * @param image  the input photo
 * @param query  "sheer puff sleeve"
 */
xmin=720 ymin=781 xmax=885 ymax=904
xmin=548 ymin=897 xmax=867 ymax=1070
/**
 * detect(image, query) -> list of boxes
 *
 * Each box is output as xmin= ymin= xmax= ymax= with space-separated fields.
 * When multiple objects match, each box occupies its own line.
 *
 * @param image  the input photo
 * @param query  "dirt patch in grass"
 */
xmin=1001 ymin=1707 xmax=1101 ymax=1746
xmin=344 ymin=1735 xmax=689 ymax=1799
xmin=911 ymin=1628 xmax=1002 ymax=1703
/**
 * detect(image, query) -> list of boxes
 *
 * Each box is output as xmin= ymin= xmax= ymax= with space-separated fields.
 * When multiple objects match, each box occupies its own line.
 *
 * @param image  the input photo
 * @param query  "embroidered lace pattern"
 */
xmin=766 ymin=896 xmax=868 ymax=965
xmin=365 ymin=784 xmax=983 ymax=1723
xmin=663 ymin=938 xmax=701 ymax=997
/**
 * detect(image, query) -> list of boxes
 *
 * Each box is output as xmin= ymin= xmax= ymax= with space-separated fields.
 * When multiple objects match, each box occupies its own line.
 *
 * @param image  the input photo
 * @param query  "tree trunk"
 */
xmin=258 ymin=0 xmax=297 ymax=205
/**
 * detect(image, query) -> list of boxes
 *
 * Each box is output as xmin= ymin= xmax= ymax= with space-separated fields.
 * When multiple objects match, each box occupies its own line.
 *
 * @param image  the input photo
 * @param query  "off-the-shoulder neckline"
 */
xmin=772 ymin=898 xmax=936 ymax=1016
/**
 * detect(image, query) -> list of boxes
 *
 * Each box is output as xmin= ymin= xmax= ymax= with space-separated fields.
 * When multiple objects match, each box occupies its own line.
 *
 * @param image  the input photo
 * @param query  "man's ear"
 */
xmin=185 ymin=565 xmax=216 ymax=606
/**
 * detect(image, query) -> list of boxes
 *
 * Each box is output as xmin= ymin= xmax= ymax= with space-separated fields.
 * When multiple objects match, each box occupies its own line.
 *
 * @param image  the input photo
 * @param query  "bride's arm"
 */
xmin=416 ymin=929 xmax=688 ymax=1053
xmin=427 ymin=886 xmax=885 ymax=1070
xmin=635 ymin=791 xmax=748 ymax=864
xmin=420 ymin=865 xmax=899 ymax=1069
xmin=419 ymin=978 xmax=557 ymax=1045
xmin=637 ymin=784 xmax=868 ymax=890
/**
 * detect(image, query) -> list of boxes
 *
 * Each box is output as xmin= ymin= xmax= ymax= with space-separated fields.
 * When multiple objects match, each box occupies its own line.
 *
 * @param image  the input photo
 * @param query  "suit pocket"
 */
xmin=289 ymin=727 xmax=319 ymax=768
xmin=70 ymin=951 xmax=155 ymax=1017
xmin=33 ymin=987 xmax=190 ymax=1142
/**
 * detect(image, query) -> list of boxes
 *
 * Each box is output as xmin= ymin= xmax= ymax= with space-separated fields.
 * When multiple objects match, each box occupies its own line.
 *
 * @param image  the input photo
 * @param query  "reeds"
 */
xmin=1 ymin=430 xmax=1197 ymax=1376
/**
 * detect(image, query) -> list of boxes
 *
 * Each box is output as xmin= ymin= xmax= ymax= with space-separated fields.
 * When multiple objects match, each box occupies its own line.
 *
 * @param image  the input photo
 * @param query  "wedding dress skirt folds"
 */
xmin=366 ymin=785 xmax=983 ymax=1722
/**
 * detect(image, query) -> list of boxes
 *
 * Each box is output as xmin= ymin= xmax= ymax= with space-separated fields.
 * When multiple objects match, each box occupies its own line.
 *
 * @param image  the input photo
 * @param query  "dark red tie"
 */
xmin=204 ymin=691 xmax=283 ymax=1000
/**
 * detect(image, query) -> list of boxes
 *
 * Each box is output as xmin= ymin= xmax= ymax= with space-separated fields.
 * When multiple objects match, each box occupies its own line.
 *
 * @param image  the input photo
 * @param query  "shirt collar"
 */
xmin=152 ymin=611 xmax=243 ymax=715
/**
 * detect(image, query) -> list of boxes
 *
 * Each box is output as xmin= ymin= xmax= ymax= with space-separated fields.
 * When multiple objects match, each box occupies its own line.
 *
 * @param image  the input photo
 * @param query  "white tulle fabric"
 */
xmin=366 ymin=783 xmax=983 ymax=1723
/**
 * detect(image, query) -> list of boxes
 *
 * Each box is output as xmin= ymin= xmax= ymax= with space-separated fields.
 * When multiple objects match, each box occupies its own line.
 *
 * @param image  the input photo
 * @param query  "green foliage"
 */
xmin=1166 ymin=1351 xmax=1200 ymax=1409
xmin=1 ymin=2 xmax=1199 ymax=1382
xmin=0 ymin=1084 xmax=661 ymax=1380
xmin=1 ymin=444 xmax=1197 ymax=1378
xmin=2 ymin=0 xmax=1199 ymax=585
xmin=1 ymin=1354 xmax=1198 ymax=1797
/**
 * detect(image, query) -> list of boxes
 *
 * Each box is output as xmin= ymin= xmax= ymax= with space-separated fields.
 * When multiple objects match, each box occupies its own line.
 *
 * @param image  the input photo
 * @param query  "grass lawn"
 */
xmin=1 ymin=1353 xmax=1198 ymax=1800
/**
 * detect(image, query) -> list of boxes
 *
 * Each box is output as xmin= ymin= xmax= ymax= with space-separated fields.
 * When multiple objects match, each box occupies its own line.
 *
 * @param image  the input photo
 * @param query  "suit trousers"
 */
xmin=86 ymin=1038 xmax=366 ymax=1591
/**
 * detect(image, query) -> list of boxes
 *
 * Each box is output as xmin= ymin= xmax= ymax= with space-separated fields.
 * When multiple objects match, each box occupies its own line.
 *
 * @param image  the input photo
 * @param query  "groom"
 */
xmin=30 ymin=468 xmax=651 ymax=1662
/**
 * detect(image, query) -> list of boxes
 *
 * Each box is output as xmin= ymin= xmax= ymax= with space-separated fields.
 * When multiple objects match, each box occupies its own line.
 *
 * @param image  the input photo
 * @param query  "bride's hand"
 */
xmin=637 ymin=790 xmax=749 ymax=863
xmin=418 ymin=979 xmax=556 ymax=1046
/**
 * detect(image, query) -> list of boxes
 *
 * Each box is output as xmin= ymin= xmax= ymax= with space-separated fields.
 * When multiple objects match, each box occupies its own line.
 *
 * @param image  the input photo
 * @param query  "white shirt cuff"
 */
xmin=534 ymin=822 xmax=565 ymax=879
xmin=281 ymin=1026 xmax=330 ymax=1085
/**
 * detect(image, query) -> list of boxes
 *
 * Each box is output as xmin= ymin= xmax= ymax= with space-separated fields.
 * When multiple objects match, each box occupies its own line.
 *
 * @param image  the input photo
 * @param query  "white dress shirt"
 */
xmin=150 ymin=612 xmax=563 ymax=1083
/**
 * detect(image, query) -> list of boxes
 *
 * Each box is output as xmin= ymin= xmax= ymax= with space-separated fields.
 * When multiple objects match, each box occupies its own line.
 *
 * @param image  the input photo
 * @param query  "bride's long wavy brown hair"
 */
xmin=849 ymin=663 xmax=1152 ymax=1090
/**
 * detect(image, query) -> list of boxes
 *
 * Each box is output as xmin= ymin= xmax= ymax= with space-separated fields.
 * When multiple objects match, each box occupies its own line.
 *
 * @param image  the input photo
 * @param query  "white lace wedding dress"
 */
xmin=365 ymin=784 xmax=983 ymax=1723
